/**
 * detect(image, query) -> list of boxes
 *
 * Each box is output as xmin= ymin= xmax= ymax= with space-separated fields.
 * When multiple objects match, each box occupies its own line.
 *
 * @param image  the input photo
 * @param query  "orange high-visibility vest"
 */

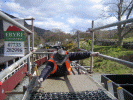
xmin=48 ymin=51 xmax=71 ymax=75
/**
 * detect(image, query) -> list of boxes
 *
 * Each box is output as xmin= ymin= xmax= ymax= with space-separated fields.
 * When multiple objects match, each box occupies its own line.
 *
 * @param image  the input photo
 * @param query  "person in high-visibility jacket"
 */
xmin=38 ymin=48 xmax=99 ymax=83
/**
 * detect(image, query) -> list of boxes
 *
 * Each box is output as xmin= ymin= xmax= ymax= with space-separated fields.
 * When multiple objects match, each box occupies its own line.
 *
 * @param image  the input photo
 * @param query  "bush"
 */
xmin=62 ymin=41 xmax=74 ymax=50
xmin=80 ymin=40 xmax=92 ymax=51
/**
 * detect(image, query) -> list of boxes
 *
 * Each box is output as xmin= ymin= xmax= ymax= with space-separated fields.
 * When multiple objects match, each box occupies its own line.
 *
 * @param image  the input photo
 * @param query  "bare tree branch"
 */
xmin=121 ymin=1 xmax=133 ymax=16
xmin=105 ymin=3 xmax=118 ymax=6
xmin=112 ymin=12 xmax=118 ymax=19
xmin=101 ymin=0 xmax=133 ymax=46
xmin=126 ymin=4 xmax=133 ymax=19
xmin=121 ymin=3 xmax=133 ymax=31
xmin=122 ymin=27 xmax=133 ymax=38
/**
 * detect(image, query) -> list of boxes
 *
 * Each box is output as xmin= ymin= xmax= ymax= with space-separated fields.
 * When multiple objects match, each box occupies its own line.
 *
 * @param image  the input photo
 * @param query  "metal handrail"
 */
xmin=0 ymin=52 xmax=33 ymax=81
xmin=90 ymin=18 xmax=133 ymax=31
xmin=0 ymin=11 xmax=33 ymax=34
xmin=33 ymin=52 xmax=54 ymax=54
xmin=87 ymin=18 xmax=133 ymax=72
xmin=1 ymin=62 xmax=27 ymax=83
xmin=98 ymin=54 xmax=133 ymax=68
xmin=0 ymin=11 xmax=35 ymax=82
xmin=78 ymin=48 xmax=133 ymax=68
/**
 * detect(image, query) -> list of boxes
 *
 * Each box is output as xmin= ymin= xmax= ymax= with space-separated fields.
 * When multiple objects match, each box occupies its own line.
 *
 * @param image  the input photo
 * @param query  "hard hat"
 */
xmin=53 ymin=49 xmax=69 ymax=65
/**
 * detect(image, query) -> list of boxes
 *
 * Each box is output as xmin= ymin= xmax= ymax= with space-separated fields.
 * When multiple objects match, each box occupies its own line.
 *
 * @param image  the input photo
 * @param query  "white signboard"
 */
xmin=4 ymin=41 xmax=24 ymax=56
xmin=4 ymin=19 xmax=25 ymax=57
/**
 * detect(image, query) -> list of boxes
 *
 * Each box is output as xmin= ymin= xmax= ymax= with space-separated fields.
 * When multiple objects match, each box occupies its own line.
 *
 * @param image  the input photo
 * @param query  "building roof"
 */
xmin=0 ymin=56 xmax=18 ymax=65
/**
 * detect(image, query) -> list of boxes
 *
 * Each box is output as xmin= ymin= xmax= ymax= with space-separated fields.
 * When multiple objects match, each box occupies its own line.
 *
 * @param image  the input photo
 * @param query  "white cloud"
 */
xmin=10 ymin=13 xmax=20 ymax=18
xmin=0 ymin=1 xmax=3 ymax=10
xmin=67 ymin=17 xmax=92 ymax=31
xmin=90 ymin=0 xmax=102 ymax=3
xmin=95 ymin=17 xmax=117 ymax=27
xmin=1 ymin=0 xmax=106 ymax=33
xmin=3 ymin=2 xmax=48 ymax=20
xmin=4 ymin=0 xmax=103 ymax=19
xmin=92 ymin=4 xmax=103 ymax=9
xmin=4 ymin=2 xmax=25 ymax=14
xmin=94 ymin=17 xmax=118 ymax=30
xmin=35 ymin=19 xmax=71 ymax=33
xmin=67 ymin=18 xmax=76 ymax=24
xmin=61 ymin=17 xmax=64 ymax=19
xmin=12 ymin=0 xmax=45 ymax=9
xmin=94 ymin=14 xmax=133 ymax=30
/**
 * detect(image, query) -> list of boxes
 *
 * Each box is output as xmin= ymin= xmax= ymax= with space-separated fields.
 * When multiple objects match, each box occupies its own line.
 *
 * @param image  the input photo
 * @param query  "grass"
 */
xmin=79 ymin=43 xmax=133 ymax=74
xmin=123 ymin=37 xmax=133 ymax=42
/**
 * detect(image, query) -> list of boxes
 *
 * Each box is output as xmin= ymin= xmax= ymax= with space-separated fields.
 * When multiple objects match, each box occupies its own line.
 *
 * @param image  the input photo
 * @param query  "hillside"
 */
xmin=25 ymin=24 xmax=51 ymax=37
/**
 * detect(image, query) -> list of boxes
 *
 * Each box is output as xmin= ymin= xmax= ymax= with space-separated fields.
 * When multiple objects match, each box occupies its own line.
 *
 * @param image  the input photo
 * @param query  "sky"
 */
xmin=0 ymin=0 xmax=132 ymax=33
